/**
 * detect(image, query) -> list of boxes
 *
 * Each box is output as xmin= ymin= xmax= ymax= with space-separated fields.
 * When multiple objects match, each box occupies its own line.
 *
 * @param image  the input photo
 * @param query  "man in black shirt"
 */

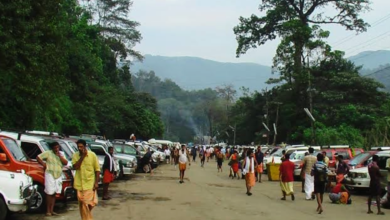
xmin=255 ymin=146 xmax=264 ymax=183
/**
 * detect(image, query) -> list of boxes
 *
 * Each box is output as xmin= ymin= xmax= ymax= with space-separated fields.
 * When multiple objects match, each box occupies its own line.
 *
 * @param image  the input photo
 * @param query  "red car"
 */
xmin=347 ymin=151 xmax=378 ymax=169
xmin=321 ymin=146 xmax=364 ymax=168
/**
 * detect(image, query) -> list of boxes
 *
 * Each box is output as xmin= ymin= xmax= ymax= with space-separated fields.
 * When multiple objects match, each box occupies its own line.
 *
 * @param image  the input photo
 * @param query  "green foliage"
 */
xmin=303 ymin=125 xmax=364 ymax=148
xmin=0 ymin=0 xmax=163 ymax=139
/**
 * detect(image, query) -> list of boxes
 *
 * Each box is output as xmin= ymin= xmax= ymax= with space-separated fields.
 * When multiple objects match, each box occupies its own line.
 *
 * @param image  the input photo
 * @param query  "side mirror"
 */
xmin=0 ymin=153 xmax=7 ymax=162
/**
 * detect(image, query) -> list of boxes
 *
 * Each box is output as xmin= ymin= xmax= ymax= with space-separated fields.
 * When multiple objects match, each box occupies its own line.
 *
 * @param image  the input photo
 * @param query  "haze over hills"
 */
xmin=132 ymin=51 xmax=390 ymax=93
xmin=132 ymin=55 xmax=274 ymax=92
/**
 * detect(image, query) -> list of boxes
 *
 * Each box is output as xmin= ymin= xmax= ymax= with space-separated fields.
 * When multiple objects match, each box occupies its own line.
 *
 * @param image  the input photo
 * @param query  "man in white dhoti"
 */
xmin=302 ymin=147 xmax=317 ymax=200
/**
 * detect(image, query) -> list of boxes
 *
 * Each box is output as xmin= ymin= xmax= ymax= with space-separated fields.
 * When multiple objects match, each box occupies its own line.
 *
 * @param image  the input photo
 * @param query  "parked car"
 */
xmin=89 ymin=142 xmax=137 ymax=177
xmin=0 ymin=134 xmax=70 ymax=212
xmin=321 ymin=145 xmax=357 ymax=169
xmin=289 ymin=151 xmax=309 ymax=177
xmin=0 ymin=170 xmax=37 ymax=220
xmin=345 ymin=150 xmax=390 ymax=190
xmin=348 ymin=151 xmax=379 ymax=169
xmin=263 ymin=147 xmax=310 ymax=171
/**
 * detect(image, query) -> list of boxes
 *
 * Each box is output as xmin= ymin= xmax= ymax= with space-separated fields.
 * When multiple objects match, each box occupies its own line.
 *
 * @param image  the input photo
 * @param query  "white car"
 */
xmin=263 ymin=147 xmax=309 ymax=171
xmin=0 ymin=170 xmax=37 ymax=220
xmin=345 ymin=150 xmax=390 ymax=190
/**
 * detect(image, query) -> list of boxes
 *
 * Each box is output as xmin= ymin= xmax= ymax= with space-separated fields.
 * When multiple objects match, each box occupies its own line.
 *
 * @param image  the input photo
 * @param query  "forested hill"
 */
xmin=349 ymin=50 xmax=390 ymax=92
xmin=132 ymin=55 xmax=273 ymax=92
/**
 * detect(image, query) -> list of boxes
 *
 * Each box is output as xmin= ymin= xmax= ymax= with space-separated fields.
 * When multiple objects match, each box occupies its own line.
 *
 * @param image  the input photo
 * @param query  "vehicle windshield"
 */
xmin=349 ymin=152 xmax=370 ymax=165
xmin=290 ymin=152 xmax=305 ymax=160
xmin=58 ymin=142 xmax=73 ymax=160
xmin=1 ymin=138 xmax=27 ymax=161
xmin=90 ymin=145 xmax=107 ymax=156
xmin=67 ymin=141 xmax=78 ymax=153
xmin=272 ymin=149 xmax=284 ymax=157
xmin=124 ymin=146 xmax=136 ymax=155
xmin=40 ymin=140 xmax=51 ymax=151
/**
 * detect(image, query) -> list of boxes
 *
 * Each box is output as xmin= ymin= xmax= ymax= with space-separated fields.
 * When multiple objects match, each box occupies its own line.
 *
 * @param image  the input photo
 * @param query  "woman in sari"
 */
xmin=242 ymin=149 xmax=257 ymax=196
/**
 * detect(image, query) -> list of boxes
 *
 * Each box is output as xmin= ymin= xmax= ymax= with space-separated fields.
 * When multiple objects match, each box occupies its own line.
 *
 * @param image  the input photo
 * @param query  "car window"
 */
xmin=124 ymin=146 xmax=136 ymax=155
xmin=39 ymin=141 xmax=51 ymax=151
xmin=349 ymin=152 xmax=370 ymax=165
xmin=90 ymin=145 xmax=107 ymax=156
xmin=67 ymin=141 xmax=78 ymax=153
xmin=113 ymin=144 xmax=123 ymax=153
xmin=336 ymin=150 xmax=351 ymax=160
xmin=378 ymin=156 xmax=390 ymax=169
xmin=58 ymin=142 xmax=73 ymax=160
xmin=1 ymin=138 xmax=27 ymax=161
xmin=21 ymin=142 xmax=42 ymax=159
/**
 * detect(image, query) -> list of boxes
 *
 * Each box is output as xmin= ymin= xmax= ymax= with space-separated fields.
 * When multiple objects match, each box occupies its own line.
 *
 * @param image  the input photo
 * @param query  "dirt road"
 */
xmin=13 ymin=160 xmax=388 ymax=220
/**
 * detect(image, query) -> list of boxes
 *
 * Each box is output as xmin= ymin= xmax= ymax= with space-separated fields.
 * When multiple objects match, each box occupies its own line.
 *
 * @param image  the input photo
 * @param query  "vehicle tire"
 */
xmin=0 ymin=197 xmax=8 ymax=220
xmin=28 ymin=185 xmax=46 ymax=213
xmin=119 ymin=164 xmax=124 ymax=179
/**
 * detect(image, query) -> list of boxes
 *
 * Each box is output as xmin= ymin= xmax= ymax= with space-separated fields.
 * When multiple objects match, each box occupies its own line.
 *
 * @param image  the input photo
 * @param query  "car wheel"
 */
xmin=28 ymin=185 xmax=46 ymax=212
xmin=119 ymin=164 xmax=124 ymax=178
xmin=0 ymin=197 xmax=7 ymax=220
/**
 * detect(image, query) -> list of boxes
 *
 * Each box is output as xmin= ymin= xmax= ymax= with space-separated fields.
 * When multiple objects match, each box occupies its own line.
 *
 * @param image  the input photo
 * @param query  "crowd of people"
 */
xmin=181 ymin=145 xmax=389 ymax=216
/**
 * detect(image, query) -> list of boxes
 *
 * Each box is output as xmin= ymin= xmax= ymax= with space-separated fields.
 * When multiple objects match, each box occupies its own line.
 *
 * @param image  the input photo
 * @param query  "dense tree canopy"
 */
xmin=0 ymin=0 xmax=163 ymax=139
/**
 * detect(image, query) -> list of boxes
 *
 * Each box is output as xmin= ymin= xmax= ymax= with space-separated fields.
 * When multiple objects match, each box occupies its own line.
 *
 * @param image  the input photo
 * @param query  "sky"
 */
xmin=130 ymin=0 xmax=390 ymax=66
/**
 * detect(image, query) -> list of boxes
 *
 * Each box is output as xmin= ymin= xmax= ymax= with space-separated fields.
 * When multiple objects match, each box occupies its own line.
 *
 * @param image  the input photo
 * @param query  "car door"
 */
xmin=378 ymin=155 xmax=390 ymax=188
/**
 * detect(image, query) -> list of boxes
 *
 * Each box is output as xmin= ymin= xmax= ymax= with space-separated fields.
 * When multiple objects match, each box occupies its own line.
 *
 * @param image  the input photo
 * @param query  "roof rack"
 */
xmin=321 ymin=145 xmax=350 ymax=149
xmin=371 ymin=146 xmax=390 ymax=151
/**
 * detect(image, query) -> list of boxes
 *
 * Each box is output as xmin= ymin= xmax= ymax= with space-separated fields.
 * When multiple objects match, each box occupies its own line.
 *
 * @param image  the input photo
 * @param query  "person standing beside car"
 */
xmin=72 ymin=139 xmax=101 ymax=220
xmin=367 ymin=155 xmax=385 ymax=215
xmin=302 ymin=147 xmax=317 ymax=200
xmin=102 ymin=146 xmax=116 ymax=200
xmin=37 ymin=142 xmax=68 ymax=216
xmin=335 ymin=155 xmax=349 ymax=183
xmin=164 ymin=146 xmax=171 ymax=164
xmin=255 ymin=146 xmax=264 ymax=183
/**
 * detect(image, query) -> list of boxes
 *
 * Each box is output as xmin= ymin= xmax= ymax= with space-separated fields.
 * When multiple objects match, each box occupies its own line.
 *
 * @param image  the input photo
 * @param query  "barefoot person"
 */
xmin=102 ymin=146 xmax=116 ymax=200
xmin=229 ymin=151 xmax=240 ymax=179
xmin=302 ymin=147 xmax=317 ymax=200
xmin=200 ymin=147 xmax=206 ymax=167
xmin=242 ymin=149 xmax=257 ymax=196
xmin=312 ymin=153 xmax=328 ymax=214
xmin=279 ymin=154 xmax=295 ymax=201
xmin=216 ymin=148 xmax=224 ymax=172
xmin=255 ymin=146 xmax=264 ymax=183
xmin=367 ymin=155 xmax=385 ymax=215
xmin=179 ymin=145 xmax=191 ymax=183
xmin=37 ymin=142 xmax=68 ymax=216
xmin=72 ymin=139 xmax=101 ymax=220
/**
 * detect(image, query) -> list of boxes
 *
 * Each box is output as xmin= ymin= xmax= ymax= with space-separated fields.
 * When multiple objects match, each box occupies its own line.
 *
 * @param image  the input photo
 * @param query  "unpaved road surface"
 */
xmin=11 ymin=160 xmax=388 ymax=220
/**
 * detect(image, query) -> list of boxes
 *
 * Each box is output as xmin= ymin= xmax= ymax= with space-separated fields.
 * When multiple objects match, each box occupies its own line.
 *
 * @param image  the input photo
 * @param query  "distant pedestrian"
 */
xmin=229 ymin=151 xmax=240 ymax=179
xmin=173 ymin=147 xmax=179 ymax=169
xmin=200 ymin=147 xmax=206 ymax=167
xmin=312 ymin=153 xmax=329 ymax=214
xmin=72 ymin=139 xmax=100 ymax=220
xmin=302 ymin=147 xmax=317 ymax=200
xmin=102 ymin=146 xmax=116 ymax=200
xmin=37 ymin=142 xmax=68 ymax=216
xmin=255 ymin=146 xmax=264 ymax=183
xmin=206 ymin=147 xmax=211 ymax=162
xmin=217 ymin=149 xmax=224 ymax=172
xmin=279 ymin=154 xmax=295 ymax=201
xmin=242 ymin=149 xmax=257 ymax=196
xmin=281 ymin=150 xmax=286 ymax=162
xmin=179 ymin=145 xmax=191 ymax=183
xmin=142 ymin=148 xmax=153 ymax=175
xmin=191 ymin=146 xmax=197 ymax=162
xmin=164 ymin=147 xmax=171 ymax=164
xmin=367 ymin=155 xmax=385 ymax=215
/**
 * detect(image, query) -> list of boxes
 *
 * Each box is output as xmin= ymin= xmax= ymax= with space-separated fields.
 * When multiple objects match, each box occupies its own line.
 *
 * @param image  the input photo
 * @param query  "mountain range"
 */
xmin=132 ymin=50 xmax=390 ymax=92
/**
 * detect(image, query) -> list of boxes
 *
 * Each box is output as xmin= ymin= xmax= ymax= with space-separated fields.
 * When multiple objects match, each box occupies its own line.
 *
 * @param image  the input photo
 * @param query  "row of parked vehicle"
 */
xmin=0 ymin=130 xmax=171 ymax=220
xmin=262 ymin=144 xmax=390 ymax=190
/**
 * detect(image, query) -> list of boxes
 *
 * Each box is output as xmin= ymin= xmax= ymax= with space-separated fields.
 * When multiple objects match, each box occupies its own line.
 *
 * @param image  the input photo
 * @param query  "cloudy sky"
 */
xmin=130 ymin=0 xmax=390 ymax=66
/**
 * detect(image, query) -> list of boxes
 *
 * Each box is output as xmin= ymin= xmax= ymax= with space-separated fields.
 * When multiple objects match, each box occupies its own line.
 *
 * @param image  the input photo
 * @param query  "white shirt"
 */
xmin=179 ymin=150 xmax=188 ymax=164
xmin=164 ymin=149 xmax=171 ymax=156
